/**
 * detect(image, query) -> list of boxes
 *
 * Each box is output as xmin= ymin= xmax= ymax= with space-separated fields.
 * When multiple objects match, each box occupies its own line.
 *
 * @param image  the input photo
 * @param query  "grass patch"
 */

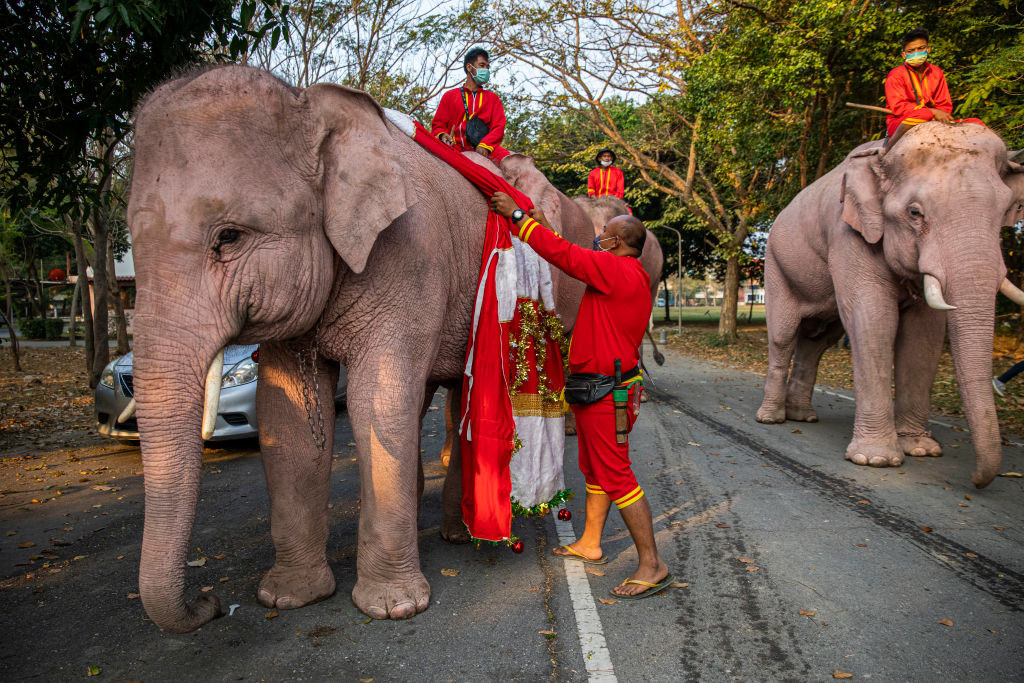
xmin=664 ymin=323 xmax=1024 ymax=439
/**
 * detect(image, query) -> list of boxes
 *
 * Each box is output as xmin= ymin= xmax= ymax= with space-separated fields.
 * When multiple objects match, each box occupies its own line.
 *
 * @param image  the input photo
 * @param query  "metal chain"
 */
xmin=297 ymin=334 xmax=327 ymax=453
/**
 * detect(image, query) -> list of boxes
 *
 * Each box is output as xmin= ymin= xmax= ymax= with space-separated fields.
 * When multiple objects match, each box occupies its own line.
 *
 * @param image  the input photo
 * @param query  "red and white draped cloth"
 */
xmin=384 ymin=110 xmax=567 ymax=542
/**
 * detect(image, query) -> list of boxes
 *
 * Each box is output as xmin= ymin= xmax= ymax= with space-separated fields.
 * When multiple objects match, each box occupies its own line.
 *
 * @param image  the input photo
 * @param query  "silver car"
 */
xmin=95 ymin=344 xmax=261 ymax=442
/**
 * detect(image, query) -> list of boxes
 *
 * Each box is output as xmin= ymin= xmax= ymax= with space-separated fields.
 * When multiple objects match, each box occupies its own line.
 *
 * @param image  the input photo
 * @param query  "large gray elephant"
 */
xmin=756 ymin=122 xmax=1024 ymax=488
xmin=128 ymin=66 xmax=509 ymax=632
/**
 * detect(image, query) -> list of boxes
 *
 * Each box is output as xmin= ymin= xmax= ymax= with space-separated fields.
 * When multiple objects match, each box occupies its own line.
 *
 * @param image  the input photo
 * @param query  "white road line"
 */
xmin=553 ymin=516 xmax=617 ymax=682
xmin=814 ymin=386 xmax=1024 ymax=447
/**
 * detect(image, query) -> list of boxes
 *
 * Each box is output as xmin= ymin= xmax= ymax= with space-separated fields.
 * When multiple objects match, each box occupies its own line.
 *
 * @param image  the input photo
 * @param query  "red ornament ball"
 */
xmin=48 ymin=268 xmax=66 ymax=282
xmin=557 ymin=509 xmax=572 ymax=521
xmin=511 ymin=540 xmax=525 ymax=554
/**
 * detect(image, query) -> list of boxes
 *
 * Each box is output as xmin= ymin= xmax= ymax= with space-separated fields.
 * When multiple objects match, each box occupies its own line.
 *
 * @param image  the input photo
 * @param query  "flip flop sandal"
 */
xmin=610 ymin=573 xmax=674 ymax=600
xmin=552 ymin=545 xmax=609 ymax=565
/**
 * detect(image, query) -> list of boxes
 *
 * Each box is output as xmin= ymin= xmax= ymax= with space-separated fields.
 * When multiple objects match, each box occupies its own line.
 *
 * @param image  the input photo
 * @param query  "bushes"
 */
xmin=19 ymin=318 xmax=64 ymax=340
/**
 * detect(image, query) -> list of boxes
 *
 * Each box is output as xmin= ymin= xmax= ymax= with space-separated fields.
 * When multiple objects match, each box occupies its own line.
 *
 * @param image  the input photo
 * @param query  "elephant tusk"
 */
xmin=1000 ymin=278 xmax=1024 ymax=306
xmin=201 ymin=350 xmax=224 ymax=440
xmin=923 ymin=274 xmax=957 ymax=311
xmin=117 ymin=398 xmax=137 ymax=424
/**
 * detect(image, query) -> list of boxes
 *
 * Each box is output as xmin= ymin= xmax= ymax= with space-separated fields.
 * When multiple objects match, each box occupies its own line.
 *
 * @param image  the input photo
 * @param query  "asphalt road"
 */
xmin=1 ymin=346 xmax=1022 ymax=681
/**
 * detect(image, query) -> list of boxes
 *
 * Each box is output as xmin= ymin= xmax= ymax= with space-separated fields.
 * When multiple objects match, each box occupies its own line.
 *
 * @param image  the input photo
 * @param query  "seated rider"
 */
xmin=588 ymin=148 xmax=625 ymax=199
xmin=885 ymin=27 xmax=984 ymax=137
xmin=431 ymin=47 xmax=510 ymax=162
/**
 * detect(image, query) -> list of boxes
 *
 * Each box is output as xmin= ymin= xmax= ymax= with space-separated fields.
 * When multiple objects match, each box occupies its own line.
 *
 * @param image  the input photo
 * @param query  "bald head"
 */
xmin=608 ymin=214 xmax=646 ymax=256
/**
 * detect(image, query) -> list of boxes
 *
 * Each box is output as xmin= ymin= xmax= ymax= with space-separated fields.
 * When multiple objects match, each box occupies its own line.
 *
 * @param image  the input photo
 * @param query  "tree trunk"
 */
xmin=90 ymin=207 xmax=110 ymax=388
xmin=662 ymin=278 xmax=670 ymax=321
xmin=0 ymin=259 xmax=22 ymax=371
xmin=71 ymin=218 xmax=96 ymax=381
xmin=106 ymin=243 xmax=130 ymax=354
xmin=718 ymin=253 xmax=740 ymax=339
xmin=69 ymin=276 xmax=80 ymax=347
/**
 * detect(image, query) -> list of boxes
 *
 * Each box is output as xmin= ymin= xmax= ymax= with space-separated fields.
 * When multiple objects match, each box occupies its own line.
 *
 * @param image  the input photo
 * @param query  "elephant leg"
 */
xmin=894 ymin=303 xmax=945 ymax=457
xmin=757 ymin=279 xmax=799 ymax=424
xmin=439 ymin=387 xmax=456 ymax=468
xmin=785 ymin=320 xmax=845 ymax=422
xmin=839 ymin=289 xmax=903 ymax=467
xmin=347 ymin=352 xmax=431 ymax=620
xmin=440 ymin=382 xmax=470 ymax=544
xmin=255 ymin=341 xmax=339 ymax=610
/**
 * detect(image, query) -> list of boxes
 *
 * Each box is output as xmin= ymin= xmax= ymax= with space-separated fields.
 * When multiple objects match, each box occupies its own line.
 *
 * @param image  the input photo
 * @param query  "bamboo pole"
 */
xmin=845 ymin=102 xmax=894 ymax=115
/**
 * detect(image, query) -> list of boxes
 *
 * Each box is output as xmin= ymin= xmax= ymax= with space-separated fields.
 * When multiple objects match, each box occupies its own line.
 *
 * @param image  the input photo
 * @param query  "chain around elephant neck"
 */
xmin=297 ymin=326 xmax=327 ymax=454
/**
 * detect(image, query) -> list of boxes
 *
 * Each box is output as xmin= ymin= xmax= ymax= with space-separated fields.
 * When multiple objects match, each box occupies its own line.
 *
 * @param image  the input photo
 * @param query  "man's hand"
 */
xmin=440 ymin=133 xmax=454 ymax=146
xmin=930 ymin=108 xmax=953 ymax=123
xmin=490 ymin=192 xmax=520 ymax=219
xmin=529 ymin=208 xmax=552 ymax=230
xmin=476 ymin=145 xmax=491 ymax=157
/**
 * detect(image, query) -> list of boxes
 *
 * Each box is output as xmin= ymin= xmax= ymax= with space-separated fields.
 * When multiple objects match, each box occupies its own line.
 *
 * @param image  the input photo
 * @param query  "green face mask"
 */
xmin=471 ymin=67 xmax=490 ymax=85
xmin=904 ymin=49 xmax=929 ymax=67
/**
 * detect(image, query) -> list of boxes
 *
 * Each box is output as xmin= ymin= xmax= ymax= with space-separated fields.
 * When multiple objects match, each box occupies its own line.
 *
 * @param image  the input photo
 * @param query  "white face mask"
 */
xmin=600 ymin=159 xmax=613 ymax=167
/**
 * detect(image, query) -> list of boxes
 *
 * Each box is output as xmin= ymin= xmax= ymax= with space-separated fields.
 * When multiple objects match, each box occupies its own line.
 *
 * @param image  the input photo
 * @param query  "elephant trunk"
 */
xmin=134 ymin=328 xmax=226 ymax=632
xmin=945 ymin=280 xmax=1001 ymax=488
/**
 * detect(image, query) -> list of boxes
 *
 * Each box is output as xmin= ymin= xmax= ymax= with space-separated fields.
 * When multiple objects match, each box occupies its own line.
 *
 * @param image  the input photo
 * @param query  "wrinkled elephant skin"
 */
xmin=758 ymin=122 xmax=1024 ymax=488
xmin=128 ymin=66 xmax=494 ymax=631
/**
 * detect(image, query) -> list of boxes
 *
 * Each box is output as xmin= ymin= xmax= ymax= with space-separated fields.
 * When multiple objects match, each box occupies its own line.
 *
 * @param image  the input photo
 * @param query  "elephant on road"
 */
xmin=757 ymin=122 xmax=1024 ymax=488
xmin=129 ymin=66 xmax=501 ymax=632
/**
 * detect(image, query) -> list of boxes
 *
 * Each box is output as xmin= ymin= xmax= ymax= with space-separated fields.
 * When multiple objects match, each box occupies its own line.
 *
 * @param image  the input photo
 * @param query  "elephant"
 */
xmin=756 ymin=121 xmax=1024 ymax=488
xmin=128 ymin=65 xmax=515 ymax=632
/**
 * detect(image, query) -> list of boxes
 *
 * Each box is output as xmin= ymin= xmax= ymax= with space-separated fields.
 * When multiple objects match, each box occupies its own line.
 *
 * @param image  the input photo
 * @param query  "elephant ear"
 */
xmin=1003 ymin=161 xmax=1024 ymax=228
xmin=840 ymin=149 xmax=885 ymax=245
xmin=301 ymin=83 xmax=416 ymax=274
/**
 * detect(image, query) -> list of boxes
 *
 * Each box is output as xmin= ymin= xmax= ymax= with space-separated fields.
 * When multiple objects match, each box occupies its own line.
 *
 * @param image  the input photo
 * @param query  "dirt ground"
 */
xmin=661 ymin=323 xmax=1024 ymax=438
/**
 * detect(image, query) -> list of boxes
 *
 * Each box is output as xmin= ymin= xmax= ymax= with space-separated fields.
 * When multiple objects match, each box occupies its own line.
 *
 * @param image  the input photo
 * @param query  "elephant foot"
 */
xmin=756 ymin=402 xmax=786 ymax=424
xmin=845 ymin=437 xmax=904 ymax=468
xmin=257 ymin=562 xmax=335 ymax=610
xmin=440 ymin=516 xmax=471 ymax=544
xmin=786 ymin=404 xmax=819 ymax=422
xmin=897 ymin=431 xmax=942 ymax=457
xmin=352 ymin=571 xmax=430 ymax=620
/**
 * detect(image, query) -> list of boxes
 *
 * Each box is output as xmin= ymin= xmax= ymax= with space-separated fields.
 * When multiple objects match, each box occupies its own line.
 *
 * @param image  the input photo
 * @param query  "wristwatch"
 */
xmin=510 ymin=209 xmax=526 ymax=222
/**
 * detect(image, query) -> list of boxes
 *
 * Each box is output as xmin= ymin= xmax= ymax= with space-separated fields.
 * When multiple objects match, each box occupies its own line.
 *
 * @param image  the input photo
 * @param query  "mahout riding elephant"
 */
xmin=756 ymin=122 xmax=1024 ymax=488
xmin=128 ymin=65 xmax=512 ymax=632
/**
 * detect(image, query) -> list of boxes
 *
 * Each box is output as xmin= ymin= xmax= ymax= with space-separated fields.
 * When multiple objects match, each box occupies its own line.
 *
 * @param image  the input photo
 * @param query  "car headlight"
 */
xmin=221 ymin=358 xmax=258 ymax=388
xmin=99 ymin=360 xmax=118 ymax=388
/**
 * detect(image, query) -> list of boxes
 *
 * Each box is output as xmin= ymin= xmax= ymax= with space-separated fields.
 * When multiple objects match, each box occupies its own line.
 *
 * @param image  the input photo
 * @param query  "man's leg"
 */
xmin=553 ymin=488 xmax=612 ymax=560
xmin=612 ymin=496 xmax=669 ymax=596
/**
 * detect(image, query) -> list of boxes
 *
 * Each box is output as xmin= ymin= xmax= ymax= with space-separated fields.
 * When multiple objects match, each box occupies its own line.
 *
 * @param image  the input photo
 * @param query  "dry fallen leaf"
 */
xmin=988 ymin=629 xmax=999 ymax=634
xmin=529 ymin=587 xmax=540 ymax=592
xmin=127 ymin=593 xmax=140 ymax=599
xmin=958 ymin=503 xmax=969 ymax=508
xmin=214 ymin=554 xmax=227 ymax=560
xmin=715 ymin=523 xmax=731 ymax=528
xmin=670 ymin=582 xmax=689 ymax=588
xmin=856 ymin=500 xmax=869 ymax=505
xmin=833 ymin=670 xmax=853 ymax=679
xmin=737 ymin=557 xmax=755 ymax=563
xmin=538 ymin=630 xmax=555 ymax=636
xmin=17 ymin=541 xmax=35 ymax=549
xmin=964 ymin=494 xmax=972 ymax=501
xmin=186 ymin=558 xmax=207 ymax=567
xmin=922 ymin=526 xmax=933 ymax=532
xmin=938 ymin=618 xmax=954 ymax=627
xmin=585 ymin=566 xmax=606 ymax=577
xmin=993 ymin=526 xmax=1005 ymax=531
xmin=219 ymin=577 xmax=229 ymax=583
xmin=965 ymin=553 xmax=978 ymax=558
xmin=791 ymin=429 xmax=802 ymax=434
xmin=440 ymin=568 xmax=459 ymax=577
xmin=360 ymin=678 xmax=374 ymax=682
xmin=799 ymin=610 xmax=816 ymax=616
xmin=746 ymin=566 xmax=760 ymax=572
xmin=598 ymin=597 xmax=617 ymax=605
xmin=265 ymin=610 xmax=279 ymax=619
xmin=856 ymin=543 xmax=867 ymax=547
xmin=999 ymin=472 xmax=1022 ymax=477
xmin=201 ymin=586 xmax=214 ymax=592
xmin=675 ymin=481 xmax=684 ymax=485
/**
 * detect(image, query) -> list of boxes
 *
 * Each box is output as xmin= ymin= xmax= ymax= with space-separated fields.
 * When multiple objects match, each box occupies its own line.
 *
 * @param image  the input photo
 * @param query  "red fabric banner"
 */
xmin=411 ymin=123 xmax=532 ymax=541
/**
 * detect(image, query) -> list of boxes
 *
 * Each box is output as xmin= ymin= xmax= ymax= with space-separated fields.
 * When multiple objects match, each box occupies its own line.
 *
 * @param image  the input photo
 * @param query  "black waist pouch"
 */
xmin=466 ymin=117 xmax=490 ymax=148
xmin=563 ymin=373 xmax=615 ymax=405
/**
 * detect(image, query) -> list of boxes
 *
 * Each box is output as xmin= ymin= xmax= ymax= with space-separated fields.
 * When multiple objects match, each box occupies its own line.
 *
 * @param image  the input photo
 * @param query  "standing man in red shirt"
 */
xmin=884 ymin=28 xmax=984 ymax=137
xmin=490 ymin=191 xmax=672 ymax=599
xmin=587 ymin=147 xmax=625 ymax=199
xmin=431 ymin=48 xmax=510 ymax=162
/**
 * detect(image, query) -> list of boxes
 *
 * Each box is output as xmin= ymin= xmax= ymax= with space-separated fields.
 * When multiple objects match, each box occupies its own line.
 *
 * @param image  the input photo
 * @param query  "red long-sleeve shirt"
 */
xmin=430 ymin=86 xmax=509 ymax=160
xmin=513 ymin=217 xmax=651 ymax=375
xmin=884 ymin=63 xmax=952 ymax=137
xmin=587 ymin=166 xmax=625 ymax=199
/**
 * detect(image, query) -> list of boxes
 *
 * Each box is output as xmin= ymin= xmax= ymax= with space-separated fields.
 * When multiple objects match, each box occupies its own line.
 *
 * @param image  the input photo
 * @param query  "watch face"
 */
xmin=512 ymin=209 xmax=525 ymax=220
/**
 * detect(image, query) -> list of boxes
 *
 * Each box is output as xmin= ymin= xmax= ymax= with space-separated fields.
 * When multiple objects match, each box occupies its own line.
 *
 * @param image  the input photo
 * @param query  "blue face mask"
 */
xmin=593 ymin=236 xmax=616 ymax=251
xmin=472 ymin=67 xmax=490 ymax=85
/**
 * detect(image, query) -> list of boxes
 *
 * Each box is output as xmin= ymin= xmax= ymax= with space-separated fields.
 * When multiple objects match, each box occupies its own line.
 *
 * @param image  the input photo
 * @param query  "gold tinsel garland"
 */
xmin=508 ymin=299 xmax=568 ymax=405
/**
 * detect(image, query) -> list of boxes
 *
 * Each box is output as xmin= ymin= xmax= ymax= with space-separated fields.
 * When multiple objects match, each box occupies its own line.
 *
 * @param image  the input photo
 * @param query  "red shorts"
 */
xmin=571 ymin=382 xmax=644 ymax=508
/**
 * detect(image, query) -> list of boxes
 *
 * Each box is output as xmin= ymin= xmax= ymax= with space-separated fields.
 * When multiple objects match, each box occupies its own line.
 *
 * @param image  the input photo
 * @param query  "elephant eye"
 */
xmin=212 ymin=227 xmax=241 ymax=256
xmin=908 ymin=205 xmax=924 ymax=218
